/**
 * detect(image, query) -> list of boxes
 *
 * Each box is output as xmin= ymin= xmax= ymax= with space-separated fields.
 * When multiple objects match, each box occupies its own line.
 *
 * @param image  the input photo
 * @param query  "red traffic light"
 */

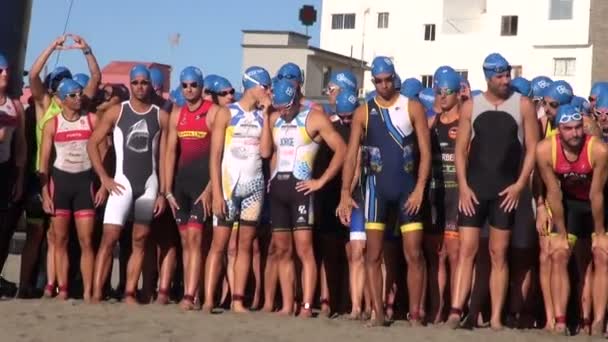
xmin=299 ymin=5 xmax=317 ymax=26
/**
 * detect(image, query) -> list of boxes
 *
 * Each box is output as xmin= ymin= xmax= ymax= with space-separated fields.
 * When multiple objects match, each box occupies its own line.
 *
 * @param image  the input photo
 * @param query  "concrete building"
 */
xmin=241 ymin=30 xmax=368 ymax=101
xmin=320 ymin=0 xmax=608 ymax=96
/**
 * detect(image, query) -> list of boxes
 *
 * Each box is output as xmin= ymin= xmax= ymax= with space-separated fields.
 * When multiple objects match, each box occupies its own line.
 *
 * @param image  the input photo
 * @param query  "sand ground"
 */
xmin=0 ymin=255 xmax=589 ymax=342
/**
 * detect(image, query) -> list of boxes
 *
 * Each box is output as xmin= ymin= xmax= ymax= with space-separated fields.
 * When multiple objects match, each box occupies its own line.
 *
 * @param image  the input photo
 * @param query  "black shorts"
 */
xmin=556 ymin=198 xmax=594 ymax=241
xmin=457 ymin=195 xmax=515 ymax=230
xmin=0 ymin=162 xmax=12 ymax=211
xmin=50 ymin=168 xmax=95 ymax=218
xmin=315 ymin=186 xmax=348 ymax=239
xmin=269 ymin=173 xmax=314 ymax=232
xmin=173 ymin=174 xmax=206 ymax=231
xmin=24 ymin=173 xmax=46 ymax=224
xmin=428 ymin=187 xmax=459 ymax=238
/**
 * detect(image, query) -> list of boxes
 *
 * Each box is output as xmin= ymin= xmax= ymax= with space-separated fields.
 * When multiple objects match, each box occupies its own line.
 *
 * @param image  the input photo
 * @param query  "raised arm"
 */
xmin=29 ymin=36 xmax=66 ymax=105
xmin=70 ymin=35 xmax=101 ymax=99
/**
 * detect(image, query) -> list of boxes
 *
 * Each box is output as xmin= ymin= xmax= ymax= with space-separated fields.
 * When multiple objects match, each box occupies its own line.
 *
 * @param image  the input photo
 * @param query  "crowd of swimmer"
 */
xmin=5 ymin=35 xmax=608 ymax=337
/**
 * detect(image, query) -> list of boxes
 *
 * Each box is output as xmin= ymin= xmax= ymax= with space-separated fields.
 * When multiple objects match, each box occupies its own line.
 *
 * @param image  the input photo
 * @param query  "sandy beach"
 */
xmin=0 ymin=255 xmax=587 ymax=342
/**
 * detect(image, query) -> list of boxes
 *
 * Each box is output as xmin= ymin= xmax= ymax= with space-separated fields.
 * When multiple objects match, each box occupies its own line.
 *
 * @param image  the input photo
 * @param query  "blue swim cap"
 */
xmin=570 ymin=96 xmax=590 ymax=113
xmin=483 ymin=53 xmax=510 ymax=79
xmin=149 ymin=67 xmax=164 ymax=90
xmin=272 ymin=79 xmax=296 ymax=107
xmin=57 ymin=78 xmax=82 ymax=100
xmin=434 ymin=70 xmax=461 ymax=92
xmin=511 ymin=77 xmax=531 ymax=96
xmin=590 ymin=82 xmax=608 ymax=98
xmin=401 ymin=78 xmax=423 ymax=98
xmin=434 ymin=65 xmax=456 ymax=81
xmin=371 ymin=56 xmax=395 ymax=77
xmin=336 ymin=89 xmax=359 ymax=115
xmin=170 ymin=86 xmax=185 ymax=107
xmin=544 ymin=80 xmax=573 ymax=105
xmin=243 ymin=66 xmax=271 ymax=90
xmin=211 ymin=76 xmax=233 ymax=93
xmin=72 ymin=73 xmax=90 ymax=88
xmin=180 ymin=66 xmax=204 ymax=85
xmin=204 ymin=74 xmax=219 ymax=89
xmin=50 ymin=66 xmax=72 ymax=82
xmin=233 ymin=91 xmax=243 ymax=101
xmin=418 ymin=88 xmax=435 ymax=111
xmin=596 ymin=92 xmax=608 ymax=111
xmin=531 ymin=76 xmax=553 ymax=99
xmin=277 ymin=63 xmax=303 ymax=83
xmin=0 ymin=54 xmax=7 ymax=68
xmin=130 ymin=64 xmax=150 ymax=81
xmin=329 ymin=70 xmax=357 ymax=91
xmin=555 ymin=104 xmax=583 ymax=125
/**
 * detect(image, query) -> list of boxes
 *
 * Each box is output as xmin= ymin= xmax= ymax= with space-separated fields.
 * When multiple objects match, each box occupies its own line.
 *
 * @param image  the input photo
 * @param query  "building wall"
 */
xmin=590 ymin=0 xmax=608 ymax=84
xmin=321 ymin=0 xmax=594 ymax=95
xmin=241 ymin=46 xmax=308 ymax=84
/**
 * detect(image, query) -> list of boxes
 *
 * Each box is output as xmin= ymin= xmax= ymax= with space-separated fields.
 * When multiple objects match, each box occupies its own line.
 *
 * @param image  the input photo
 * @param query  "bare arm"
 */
xmin=312 ymin=111 xmax=346 ymax=185
xmin=409 ymin=99 xmax=432 ymax=192
xmin=260 ymin=111 xmax=277 ymax=159
xmin=12 ymin=100 xmax=26 ymax=171
xmin=341 ymin=105 xmax=365 ymax=196
xmin=29 ymin=37 xmax=65 ymax=105
xmin=536 ymin=141 xmax=566 ymax=234
xmin=87 ymin=104 xmax=119 ymax=181
xmin=77 ymin=37 xmax=102 ymax=99
xmin=350 ymin=148 xmax=362 ymax=193
xmin=454 ymin=100 xmax=473 ymax=188
xmin=590 ymin=141 xmax=608 ymax=234
xmin=39 ymin=119 xmax=55 ymax=195
xmin=515 ymin=97 xmax=540 ymax=188
xmin=158 ymin=110 xmax=170 ymax=194
xmin=210 ymin=107 xmax=231 ymax=200
xmin=165 ymin=107 xmax=180 ymax=195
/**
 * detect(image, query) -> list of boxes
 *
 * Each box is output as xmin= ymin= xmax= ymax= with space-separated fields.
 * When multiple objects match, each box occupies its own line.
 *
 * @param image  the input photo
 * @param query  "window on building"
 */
xmin=424 ymin=24 xmax=436 ymax=41
xmin=421 ymin=75 xmax=434 ymax=88
xmin=378 ymin=12 xmax=389 ymax=29
xmin=554 ymin=58 xmax=576 ymax=76
xmin=501 ymin=16 xmax=518 ymax=36
xmin=456 ymin=70 xmax=468 ymax=81
xmin=550 ymin=0 xmax=573 ymax=20
xmin=332 ymin=13 xmax=356 ymax=29
xmin=511 ymin=65 xmax=523 ymax=78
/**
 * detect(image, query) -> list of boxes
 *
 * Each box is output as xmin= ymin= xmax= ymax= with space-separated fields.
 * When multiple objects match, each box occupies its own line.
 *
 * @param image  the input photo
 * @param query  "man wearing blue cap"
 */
xmin=401 ymin=78 xmax=423 ymax=98
xmin=165 ymin=66 xmax=220 ymax=309
xmin=338 ymin=56 xmax=431 ymax=327
xmin=149 ymin=67 xmax=172 ymax=114
xmin=207 ymin=76 xmax=236 ymax=106
xmin=28 ymin=34 xmax=101 ymax=298
xmin=324 ymin=70 xmax=358 ymax=115
xmin=594 ymin=92 xmax=608 ymax=143
xmin=261 ymin=78 xmax=346 ymax=317
xmin=425 ymin=69 xmax=461 ymax=324
xmin=277 ymin=62 xmax=324 ymax=113
xmin=449 ymin=53 xmax=539 ymax=330
xmin=531 ymin=76 xmax=553 ymax=118
xmin=88 ymin=64 xmax=169 ymax=304
xmin=0 ymin=52 xmax=27 ymax=298
xmin=589 ymin=82 xmax=608 ymax=113
xmin=204 ymin=66 xmax=270 ymax=313
xmin=38 ymin=78 xmax=107 ymax=301
xmin=535 ymin=104 xmax=608 ymax=336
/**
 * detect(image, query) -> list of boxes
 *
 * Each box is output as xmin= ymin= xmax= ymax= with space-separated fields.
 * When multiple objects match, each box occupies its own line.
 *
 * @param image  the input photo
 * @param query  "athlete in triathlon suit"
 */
xmin=205 ymin=66 xmax=271 ymax=313
xmin=535 ymin=104 xmax=608 ymax=336
xmin=165 ymin=66 xmax=218 ymax=309
xmin=29 ymin=34 xmax=101 ymax=297
xmin=38 ymin=79 xmax=106 ymax=301
xmin=276 ymin=62 xmax=324 ymax=113
xmin=425 ymin=69 xmax=461 ymax=324
xmin=338 ymin=56 xmax=432 ymax=327
xmin=261 ymin=79 xmax=346 ymax=317
xmin=589 ymin=82 xmax=608 ymax=114
xmin=0 ymin=53 xmax=26 ymax=297
xmin=448 ymin=53 xmax=539 ymax=330
xmin=323 ymin=70 xmax=358 ymax=116
xmin=88 ymin=65 xmax=169 ymax=304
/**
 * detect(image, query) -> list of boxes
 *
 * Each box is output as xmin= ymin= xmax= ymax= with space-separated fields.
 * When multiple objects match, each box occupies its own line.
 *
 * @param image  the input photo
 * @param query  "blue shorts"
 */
xmin=350 ymin=206 xmax=366 ymax=241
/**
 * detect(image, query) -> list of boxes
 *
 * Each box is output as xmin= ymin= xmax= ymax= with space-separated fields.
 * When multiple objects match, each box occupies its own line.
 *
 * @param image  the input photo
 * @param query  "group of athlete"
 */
xmin=3 ymin=34 xmax=608 ymax=336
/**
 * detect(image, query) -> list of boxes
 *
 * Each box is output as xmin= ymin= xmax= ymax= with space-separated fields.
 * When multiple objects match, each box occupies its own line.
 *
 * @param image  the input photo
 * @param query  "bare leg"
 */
xmin=366 ymin=230 xmax=385 ymax=326
xmin=592 ymin=248 xmax=608 ymax=336
xmin=538 ymin=236 xmax=554 ymax=331
xmin=92 ymin=226 xmax=121 ymax=302
xmin=52 ymin=216 xmax=71 ymax=300
xmin=18 ymin=221 xmax=45 ymax=297
xmin=274 ymin=231 xmax=294 ymax=315
xmin=124 ymin=224 xmax=151 ymax=305
xmin=251 ymin=237 xmax=262 ymax=309
xmin=423 ymin=234 xmax=444 ymax=324
xmin=74 ymin=216 xmax=95 ymax=302
xmin=446 ymin=227 xmax=480 ymax=327
xmin=262 ymin=235 xmax=279 ymax=312
xmin=232 ymin=225 xmax=256 ymax=313
xmin=202 ymin=226 xmax=231 ymax=311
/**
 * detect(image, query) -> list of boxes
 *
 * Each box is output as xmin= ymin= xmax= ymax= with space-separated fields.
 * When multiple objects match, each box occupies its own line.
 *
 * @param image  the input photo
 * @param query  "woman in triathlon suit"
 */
xmin=39 ymin=79 xmax=106 ymax=301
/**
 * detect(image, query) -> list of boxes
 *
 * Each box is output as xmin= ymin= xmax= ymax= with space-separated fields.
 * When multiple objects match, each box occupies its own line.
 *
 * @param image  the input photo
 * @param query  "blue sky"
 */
xmin=25 ymin=0 xmax=322 ymax=89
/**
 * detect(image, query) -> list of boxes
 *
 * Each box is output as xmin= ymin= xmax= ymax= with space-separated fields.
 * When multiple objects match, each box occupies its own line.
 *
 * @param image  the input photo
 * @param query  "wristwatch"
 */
xmin=83 ymin=47 xmax=92 ymax=55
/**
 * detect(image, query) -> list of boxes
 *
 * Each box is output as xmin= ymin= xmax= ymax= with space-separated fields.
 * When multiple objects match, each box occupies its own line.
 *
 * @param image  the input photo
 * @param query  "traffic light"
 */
xmin=299 ymin=5 xmax=317 ymax=27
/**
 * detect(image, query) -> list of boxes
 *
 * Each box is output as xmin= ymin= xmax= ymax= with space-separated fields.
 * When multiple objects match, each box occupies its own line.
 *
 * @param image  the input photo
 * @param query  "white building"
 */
xmin=241 ymin=30 xmax=368 ymax=101
xmin=320 ymin=0 xmax=608 ymax=96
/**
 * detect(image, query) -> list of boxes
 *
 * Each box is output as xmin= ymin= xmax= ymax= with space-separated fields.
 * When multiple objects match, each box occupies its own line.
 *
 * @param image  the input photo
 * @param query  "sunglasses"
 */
xmin=435 ymin=88 xmax=456 ymax=96
xmin=131 ymin=80 xmax=149 ymax=86
xmin=182 ymin=82 xmax=199 ymax=89
xmin=594 ymin=109 xmax=608 ymax=118
xmin=243 ymin=73 xmax=270 ymax=90
xmin=373 ymin=76 xmax=393 ymax=85
xmin=542 ymin=99 xmax=559 ymax=109
xmin=558 ymin=112 xmax=583 ymax=124
xmin=67 ymin=92 xmax=83 ymax=99
xmin=217 ymin=89 xmax=235 ymax=97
